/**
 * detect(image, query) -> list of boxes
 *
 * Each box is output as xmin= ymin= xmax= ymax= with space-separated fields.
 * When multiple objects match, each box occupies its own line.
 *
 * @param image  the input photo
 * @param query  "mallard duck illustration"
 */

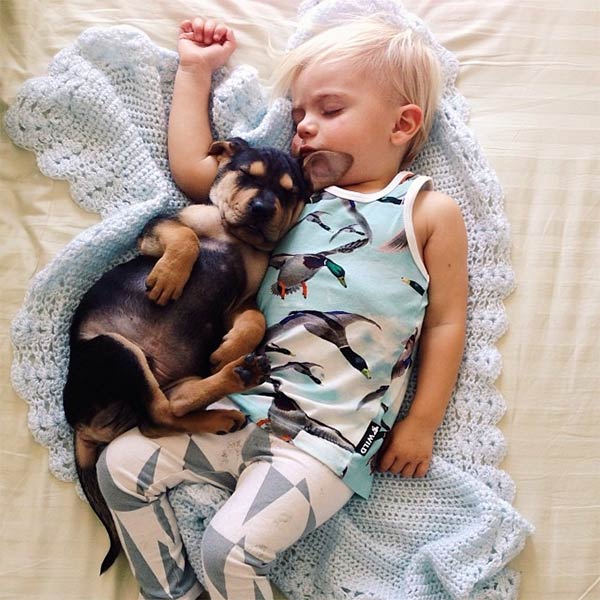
xmin=342 ymin=199 xmax=373 ymax=242
xmin=262 ymin=341 xmax=294 ymax=356
xmin=294 ymin=210 xmax=332 ymax=231
xmin=377 ymin=195 xmax=406 ymax=206
xmin=329 ymin=224 xmax=368 ymax=242
xmin=391 ymin=330 xmax=418 ymax=379
xmin=259 ymin=390 xmax=356 ymax=452
xmin=378 ymin=228 xmax=408 ymax=253
xmin=308 ymin=194 xmax=373 ymax=242
xmin=269 ymin=238 xmax=368 ymax=299
xmin=358 ymin=384 xmax=389 ymax=408
xmin=269 ymin=361 xmax=324 ymax=388
xmin=357 ymin=330 xmax=418 ymax=410
xmin=401 ymin=276 xmax=426 ymax=296
xmin=262 ymin=310 xmax=381 ymax=378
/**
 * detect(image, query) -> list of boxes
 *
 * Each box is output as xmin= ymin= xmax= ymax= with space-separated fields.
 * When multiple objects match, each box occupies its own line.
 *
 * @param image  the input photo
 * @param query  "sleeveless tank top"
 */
xmin=230 ymin=171 xmax=432 ymax=498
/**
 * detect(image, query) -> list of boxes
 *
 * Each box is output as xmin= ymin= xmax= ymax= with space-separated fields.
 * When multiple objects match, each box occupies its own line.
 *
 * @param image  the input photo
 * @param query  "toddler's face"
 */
xmin=291 ymin=61 xmax=402 ymax=192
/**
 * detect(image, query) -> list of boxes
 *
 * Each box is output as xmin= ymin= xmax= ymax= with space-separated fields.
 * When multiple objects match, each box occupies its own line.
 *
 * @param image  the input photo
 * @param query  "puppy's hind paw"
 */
xmin=233 ymin=353 xmax=271 ymax=387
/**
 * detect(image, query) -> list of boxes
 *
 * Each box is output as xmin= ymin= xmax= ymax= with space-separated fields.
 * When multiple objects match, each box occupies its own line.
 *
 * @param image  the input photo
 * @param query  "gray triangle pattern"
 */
xmin=116 ymin=514 xmax=165 ymax=598
xmin=183 ymin=437 xmax=214 ymax=473
xmin=158 ymin=540 xmax=198 ymax=598
xmin=301 ymin=505 xmax=317 ymax=539
xmin=242 ymin=466 xmax=295 ymax=525
xmin=295 ymin=479 xmax=317 ymax=538
xmin=253 ymin=581 xmax=268 ymax=600
xmin=241 ymin=426 xmax=274 ymax=464
xmin=202 ymin=524 xmax=236 ymax=600
xmin=136 ymin=447 xmax=160 ymax=495
xmin=152 ymin=500 xmax=175 ymax=544
xmin=183 ymin=437 xmax=237 ymax=491
xmin=239 ymin=536 xmax=269 ymax=576
xmin=295 ymin=478 xmax=310 ymax=502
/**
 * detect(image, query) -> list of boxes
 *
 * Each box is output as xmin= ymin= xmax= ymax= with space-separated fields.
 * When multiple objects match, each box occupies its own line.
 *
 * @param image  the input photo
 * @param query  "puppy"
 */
xmin=62 ymin=137 xmax=352 ymax=573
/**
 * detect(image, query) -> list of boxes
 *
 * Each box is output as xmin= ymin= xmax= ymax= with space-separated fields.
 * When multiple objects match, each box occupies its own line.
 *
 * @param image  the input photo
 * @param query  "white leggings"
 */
xmin=97 ymin=404 xmax=353 ymax=600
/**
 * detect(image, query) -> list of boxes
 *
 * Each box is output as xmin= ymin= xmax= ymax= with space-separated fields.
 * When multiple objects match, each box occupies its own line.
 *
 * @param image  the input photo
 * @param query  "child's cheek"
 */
xmin=290 ymin=134 xmax=302 ymax=157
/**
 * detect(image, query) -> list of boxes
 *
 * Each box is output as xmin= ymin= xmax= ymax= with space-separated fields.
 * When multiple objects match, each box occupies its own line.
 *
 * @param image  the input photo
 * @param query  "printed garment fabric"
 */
xmin=97 ymin=403 xmax=353 ymax=600
xmin=230 ymin=172 xmax=431 ymax=499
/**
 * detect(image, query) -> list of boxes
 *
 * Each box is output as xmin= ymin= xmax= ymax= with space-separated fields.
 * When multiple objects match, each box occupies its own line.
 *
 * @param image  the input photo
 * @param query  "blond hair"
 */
xmin=272 ymin=17 xmax=442 ymax=166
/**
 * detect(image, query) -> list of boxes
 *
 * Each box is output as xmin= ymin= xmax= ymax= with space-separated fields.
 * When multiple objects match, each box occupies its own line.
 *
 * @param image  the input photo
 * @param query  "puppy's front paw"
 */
xmin=146 ymin=259 xmax=190 ymax=306
xmin=233 ymin=353 xmax=271 ymax=387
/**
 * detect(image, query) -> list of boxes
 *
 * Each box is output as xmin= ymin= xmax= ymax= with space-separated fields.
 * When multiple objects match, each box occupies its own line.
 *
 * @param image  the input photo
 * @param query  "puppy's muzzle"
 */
xmin=248 ymin=190 xmax=276 ymax=220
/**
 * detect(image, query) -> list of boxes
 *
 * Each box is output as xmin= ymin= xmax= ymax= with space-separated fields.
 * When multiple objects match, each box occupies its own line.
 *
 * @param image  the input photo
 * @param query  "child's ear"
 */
xmin=391 ymin=104 xmax=423 ymax=146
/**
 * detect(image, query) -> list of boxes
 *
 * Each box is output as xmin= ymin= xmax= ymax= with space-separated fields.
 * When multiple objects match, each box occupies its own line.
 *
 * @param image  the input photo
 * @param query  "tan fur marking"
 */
xmin=279 ymin=173 xmax=294 ymax=190
xmin=211 ymin=303 xmax=266 ymax=371
xmin=179 ymin=204 xmax=225 ymax=238
xmin=230 ymin=187 xmax=259 ymax=217
xmin=139 ymin=219 xmax=201 ymax=305
xmin=248 ymin=161 xmax=266 ymax=177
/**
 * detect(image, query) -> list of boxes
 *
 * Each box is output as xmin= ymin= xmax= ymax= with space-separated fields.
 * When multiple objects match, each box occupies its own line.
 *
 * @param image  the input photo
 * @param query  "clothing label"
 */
xmin=357 ymin=422 xmax=382 ymax=456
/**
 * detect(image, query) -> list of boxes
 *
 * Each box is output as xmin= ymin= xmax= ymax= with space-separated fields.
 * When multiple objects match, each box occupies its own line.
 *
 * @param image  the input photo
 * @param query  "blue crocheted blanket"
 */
xmin=5 ymin=0 xmax=532 ymax=598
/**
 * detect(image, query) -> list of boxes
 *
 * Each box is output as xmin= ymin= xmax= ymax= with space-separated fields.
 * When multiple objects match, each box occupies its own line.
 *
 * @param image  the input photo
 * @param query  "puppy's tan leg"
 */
xmin=138 ymin=219 xmax=200 ymax=305
xmin=210 ymin=303 xmax=266 ymax=372
xmin=142 ymin=399 xmax=246 ymax=437
xmin=102 ymin=333 xmax=244 ymax=436
xmin=167 ymin=353 xmax=270 ymax=417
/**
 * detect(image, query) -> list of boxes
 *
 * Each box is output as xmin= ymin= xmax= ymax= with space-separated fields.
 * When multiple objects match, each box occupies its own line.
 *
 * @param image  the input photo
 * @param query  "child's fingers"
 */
xmin=399 ymin=459 xmax=430 ymax=478
xmin=191 ymin=16 xmax=205 ymax=41
xmin=379 ymin=452 xmax=424 ymax=477
xmin=223 ymin=27 xmax=237 ymax=51
xmin=179 ymin=19 xmax=193 ymax=34
xmin=202 ymin=19 xmax=218 ymax=45
xmin=213 ymin=24 xmax=227 ymax=43
xmin=413 ymin=460 xmax=430 ymax=478
xmin=179 ymin=17 xmax=235 ymax=50
xmin=400 ymin=462 xmax=418 ymax=478
xmin=377 ymin=448 xmax=394 ymax=472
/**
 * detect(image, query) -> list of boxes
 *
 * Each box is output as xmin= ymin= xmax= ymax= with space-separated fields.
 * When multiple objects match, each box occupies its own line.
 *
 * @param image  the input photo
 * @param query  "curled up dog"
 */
xmin=62 ymin=137 xmax=352 ymax=573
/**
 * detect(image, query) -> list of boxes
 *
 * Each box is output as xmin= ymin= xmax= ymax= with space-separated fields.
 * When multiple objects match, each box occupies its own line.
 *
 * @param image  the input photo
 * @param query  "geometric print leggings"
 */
xmin=96 ymin=401 xmax=354 ymax=600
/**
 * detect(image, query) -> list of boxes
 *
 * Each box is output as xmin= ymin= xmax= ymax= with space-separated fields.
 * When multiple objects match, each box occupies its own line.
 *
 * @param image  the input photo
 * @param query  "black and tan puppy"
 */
xmin=62 ymin=137 xmax=352 ymax=573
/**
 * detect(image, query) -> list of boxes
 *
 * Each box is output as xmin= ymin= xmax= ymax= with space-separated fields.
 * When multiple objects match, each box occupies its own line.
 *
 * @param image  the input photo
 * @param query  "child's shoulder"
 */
xmin=415 ymin=188 xmax=463 ymax=219
xmin=412 ymin=188 xmax=466 ymax=254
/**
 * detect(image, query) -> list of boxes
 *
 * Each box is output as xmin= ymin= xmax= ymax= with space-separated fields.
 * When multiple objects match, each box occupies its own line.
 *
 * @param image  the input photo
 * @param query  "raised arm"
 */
xmin=168 ymin=18 xmax=237 ymax=201
xmin=378 ymin=191 xmax=468 ymax=477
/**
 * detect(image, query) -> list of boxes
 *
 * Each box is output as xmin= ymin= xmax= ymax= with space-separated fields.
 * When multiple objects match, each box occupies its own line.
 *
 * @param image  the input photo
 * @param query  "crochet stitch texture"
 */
xmin=5 ymin=0 xmax=532 ymax=598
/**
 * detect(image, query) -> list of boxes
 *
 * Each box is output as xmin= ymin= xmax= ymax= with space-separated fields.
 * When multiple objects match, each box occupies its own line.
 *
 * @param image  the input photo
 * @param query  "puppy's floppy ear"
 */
xmin=302 ymin=151 xmax=353 ymax=191
xmin=208 ymin=137 xmax=250 ymax=164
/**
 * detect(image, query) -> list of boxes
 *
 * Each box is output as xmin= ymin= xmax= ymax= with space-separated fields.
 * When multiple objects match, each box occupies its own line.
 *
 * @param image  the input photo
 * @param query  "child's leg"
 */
xmin=201 ymin=436 xmax=353 ymax=600
xmin=96 ymin=409 xmax=261 ymax=600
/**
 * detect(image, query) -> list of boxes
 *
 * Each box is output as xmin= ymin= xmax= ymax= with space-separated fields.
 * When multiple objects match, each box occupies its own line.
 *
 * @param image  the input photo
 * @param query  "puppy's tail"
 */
xmin=64 ymin=335 xmax=152 ymax=574
xmin=74 ymin=432 xmax=122 ymax=574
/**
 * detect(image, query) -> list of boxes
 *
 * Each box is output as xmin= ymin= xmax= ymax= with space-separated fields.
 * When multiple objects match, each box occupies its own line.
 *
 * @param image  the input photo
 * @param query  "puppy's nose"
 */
xmin=249 ymin=194 xmax=275 ymax=219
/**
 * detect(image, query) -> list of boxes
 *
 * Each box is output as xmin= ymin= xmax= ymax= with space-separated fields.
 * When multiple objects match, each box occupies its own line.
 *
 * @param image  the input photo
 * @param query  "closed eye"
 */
xmin=291 ymin=108 xmax=305 ymax=125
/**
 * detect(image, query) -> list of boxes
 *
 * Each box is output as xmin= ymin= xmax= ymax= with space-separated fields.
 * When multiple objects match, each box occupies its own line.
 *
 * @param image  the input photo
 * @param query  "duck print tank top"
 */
xmin=230 ymin=171 xmax=431 ymax=498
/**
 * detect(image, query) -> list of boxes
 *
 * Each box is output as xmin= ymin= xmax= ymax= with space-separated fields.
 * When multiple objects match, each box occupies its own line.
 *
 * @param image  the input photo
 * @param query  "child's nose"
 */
xmin=296 ymin=118 xmax=316 ymax=139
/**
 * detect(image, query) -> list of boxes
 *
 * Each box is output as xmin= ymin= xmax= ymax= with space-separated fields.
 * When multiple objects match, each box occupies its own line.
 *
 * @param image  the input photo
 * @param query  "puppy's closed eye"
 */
xmin=246 ymin=161 xmax=266 ymax=177
xmin=279 ymin=173 xmax=294 ymax=191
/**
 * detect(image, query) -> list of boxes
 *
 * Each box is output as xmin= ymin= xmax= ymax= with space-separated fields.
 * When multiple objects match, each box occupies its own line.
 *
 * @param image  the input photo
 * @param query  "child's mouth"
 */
xmin=298 ymin=146 xmax=317 ymax=157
